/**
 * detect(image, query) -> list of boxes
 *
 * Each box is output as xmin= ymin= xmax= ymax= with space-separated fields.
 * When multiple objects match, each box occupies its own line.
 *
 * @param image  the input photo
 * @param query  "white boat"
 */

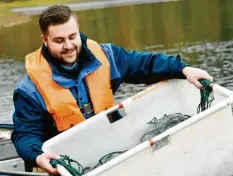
xmin=1 ymin=79 xmax=233 ymax=176
xmin=42 ymin=79 xmax=233 ymax=176
xmin=0 ymin=126 xmax=26 ymax=174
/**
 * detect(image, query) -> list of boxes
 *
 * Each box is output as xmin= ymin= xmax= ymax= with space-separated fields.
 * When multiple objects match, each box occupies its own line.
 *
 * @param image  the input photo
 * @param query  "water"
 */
xmin=0 ymin=0 xmax=233 ymax=124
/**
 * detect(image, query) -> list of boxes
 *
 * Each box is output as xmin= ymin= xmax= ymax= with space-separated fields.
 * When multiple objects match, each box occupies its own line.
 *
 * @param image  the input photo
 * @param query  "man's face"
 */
xmin=41 ymin=16 xmax=82 ymax=66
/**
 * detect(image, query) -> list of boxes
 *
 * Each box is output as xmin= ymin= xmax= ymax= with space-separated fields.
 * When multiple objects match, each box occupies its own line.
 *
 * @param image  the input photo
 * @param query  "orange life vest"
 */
xmin=25 ymin=39 xmax=115 ymax=131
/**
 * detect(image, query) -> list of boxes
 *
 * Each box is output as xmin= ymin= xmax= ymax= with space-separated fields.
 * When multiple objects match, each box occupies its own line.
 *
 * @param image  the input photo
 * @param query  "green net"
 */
xmin=197 ymin=79 xmax=214 ymax=113
xmin=50 ymin=155 xmax=84 ymax=175
xmin=140 ymin=113 xmax=191 ymax=143
xmin=50 ymin=151 xmax=126 ymax=175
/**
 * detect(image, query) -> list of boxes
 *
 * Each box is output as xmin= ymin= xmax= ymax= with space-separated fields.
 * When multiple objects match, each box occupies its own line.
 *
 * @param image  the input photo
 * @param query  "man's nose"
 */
xmin=63 ymin=40 xmax=73 ymax=50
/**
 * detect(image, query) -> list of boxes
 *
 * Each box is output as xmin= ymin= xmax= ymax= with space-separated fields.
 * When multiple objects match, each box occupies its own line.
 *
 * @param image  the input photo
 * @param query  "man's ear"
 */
xmin=41 ymin=35 xmax=48 ymax=47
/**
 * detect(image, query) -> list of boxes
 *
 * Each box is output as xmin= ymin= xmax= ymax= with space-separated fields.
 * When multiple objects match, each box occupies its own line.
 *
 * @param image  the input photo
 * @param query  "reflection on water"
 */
xmin=1 ymin=0 xmax=233 ymax=59
xmin=0 ymin=0 xmax=233 ymax=123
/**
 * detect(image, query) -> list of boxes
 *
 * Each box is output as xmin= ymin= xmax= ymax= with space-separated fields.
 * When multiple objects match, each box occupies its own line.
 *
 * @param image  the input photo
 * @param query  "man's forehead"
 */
xmin=48 ymin=29 xmax=78 ymax=39
xmin=47 ymin=17 xmax=79 ymax=38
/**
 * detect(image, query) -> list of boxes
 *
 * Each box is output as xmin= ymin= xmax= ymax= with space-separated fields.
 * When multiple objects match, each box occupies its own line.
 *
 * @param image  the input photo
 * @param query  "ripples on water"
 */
xmin=116 ymin=40 xmax=233 ymax=101
xmin=0 ymin=40 xmax=233 ymax=123
xmin=178 ymin=40 xmax=233 ymax=89
xmin=0 ymin=59 xmax=24 ymax=123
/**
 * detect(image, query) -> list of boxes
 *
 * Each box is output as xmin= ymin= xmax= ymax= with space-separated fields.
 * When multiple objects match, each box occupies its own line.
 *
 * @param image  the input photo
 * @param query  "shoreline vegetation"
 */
xmin=0 ymin=0 xmax=96 ymax=28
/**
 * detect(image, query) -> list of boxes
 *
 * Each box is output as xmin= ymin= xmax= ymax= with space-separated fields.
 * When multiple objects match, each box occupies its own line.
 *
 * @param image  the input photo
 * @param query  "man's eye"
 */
xmin=70 ymin=35 xmax=76 ymax=40
xmin=54 ymin=39 xmax=63 ymax=43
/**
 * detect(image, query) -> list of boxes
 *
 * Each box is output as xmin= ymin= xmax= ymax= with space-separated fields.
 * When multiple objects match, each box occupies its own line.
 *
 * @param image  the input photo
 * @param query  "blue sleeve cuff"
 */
xmin=28 ymin=150 xmax=43 ymax=166
xmin=168 ymin=55 xmax=189 ymax=78
xmin=177 ymin=55 xmax=189 ymax=73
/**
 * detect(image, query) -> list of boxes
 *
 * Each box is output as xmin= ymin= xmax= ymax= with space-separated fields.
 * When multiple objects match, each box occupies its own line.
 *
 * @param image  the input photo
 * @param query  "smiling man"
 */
xmin=40 ymin=13 xmax=82 ymax=66
xmin=11 ymin=5 xmax=213 ymax=174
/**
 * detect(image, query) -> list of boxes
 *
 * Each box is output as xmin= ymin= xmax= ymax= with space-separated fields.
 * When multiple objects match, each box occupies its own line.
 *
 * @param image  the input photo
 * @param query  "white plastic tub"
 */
xmin=42 ymin=79 xmax=233 ymax=176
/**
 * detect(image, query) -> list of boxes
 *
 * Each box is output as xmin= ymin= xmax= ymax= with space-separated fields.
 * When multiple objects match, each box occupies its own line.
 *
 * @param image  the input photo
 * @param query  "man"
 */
xmin=11 ymin=5 xmax=213 ymax=174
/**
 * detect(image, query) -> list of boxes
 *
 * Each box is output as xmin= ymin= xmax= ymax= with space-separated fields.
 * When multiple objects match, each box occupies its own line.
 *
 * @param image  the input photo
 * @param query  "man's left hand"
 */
xmin=182 ymin=66 xmax=213 ymax=89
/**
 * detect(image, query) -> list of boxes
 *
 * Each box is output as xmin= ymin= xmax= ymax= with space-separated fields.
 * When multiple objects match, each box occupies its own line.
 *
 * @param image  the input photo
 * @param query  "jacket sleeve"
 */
xmin=102 ymin=43 xmax=189 ymax=84
xmin=11 ymin=89 xmax=45 ymax=166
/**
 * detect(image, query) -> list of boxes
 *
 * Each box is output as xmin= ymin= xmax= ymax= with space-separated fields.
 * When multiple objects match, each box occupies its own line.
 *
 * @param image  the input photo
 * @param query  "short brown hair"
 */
xmin=39 ymin=5 xmax=77 ymax=35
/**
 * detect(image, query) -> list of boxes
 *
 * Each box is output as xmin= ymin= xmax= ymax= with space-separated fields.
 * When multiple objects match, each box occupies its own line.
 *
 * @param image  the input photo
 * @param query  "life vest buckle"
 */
xmin=81 ymin=103 xmax=93 ymax=115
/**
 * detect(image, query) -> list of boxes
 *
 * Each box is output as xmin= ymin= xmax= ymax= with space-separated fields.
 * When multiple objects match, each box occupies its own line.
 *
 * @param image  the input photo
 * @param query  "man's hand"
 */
xmin=182 ymin=66 xmax=213 ymax=89
xmin=36 ymin=152 xmax=60 ymax=174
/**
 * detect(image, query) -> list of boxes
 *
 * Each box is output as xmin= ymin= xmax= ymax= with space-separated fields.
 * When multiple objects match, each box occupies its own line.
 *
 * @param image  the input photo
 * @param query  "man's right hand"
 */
xmin=36 ymin=152 xmax=60 ymax=174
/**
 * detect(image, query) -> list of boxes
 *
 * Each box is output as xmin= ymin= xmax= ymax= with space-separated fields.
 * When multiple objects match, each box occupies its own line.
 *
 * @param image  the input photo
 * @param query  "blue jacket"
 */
xmin=11 ymin=33 xmax=188 ymax=165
